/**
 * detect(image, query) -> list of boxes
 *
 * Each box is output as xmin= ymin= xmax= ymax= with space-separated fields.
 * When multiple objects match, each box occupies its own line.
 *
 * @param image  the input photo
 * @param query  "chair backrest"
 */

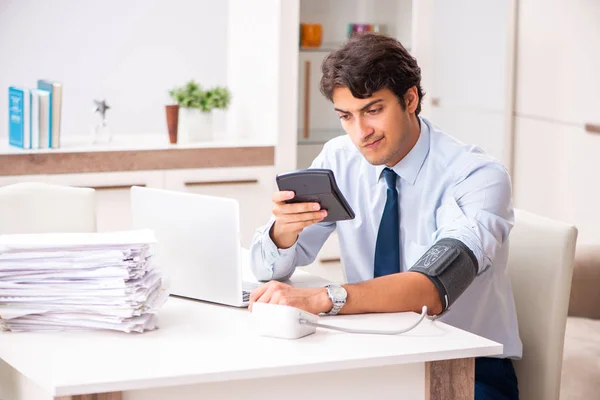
xmin=0 ymin=182 xmax=97 ymax=234
xmin=508 ymin=208 xmax=578 ymax=400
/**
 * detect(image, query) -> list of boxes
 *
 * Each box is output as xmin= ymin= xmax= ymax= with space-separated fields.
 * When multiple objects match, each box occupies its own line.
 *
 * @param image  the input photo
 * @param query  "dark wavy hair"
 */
xmin=320 ymin=33 xmax=425 ymax=115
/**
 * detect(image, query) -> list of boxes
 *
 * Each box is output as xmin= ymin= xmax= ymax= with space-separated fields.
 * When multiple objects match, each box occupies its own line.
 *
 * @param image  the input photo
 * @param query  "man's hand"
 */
xmin=248 ymin=280 xmax=333 ymax=315
xmin=270 ymin=191 xmax=328 ymax=249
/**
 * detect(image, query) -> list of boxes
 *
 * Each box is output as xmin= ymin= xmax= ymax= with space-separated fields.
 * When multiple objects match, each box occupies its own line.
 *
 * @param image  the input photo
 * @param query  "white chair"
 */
xmin=507 ymin=209 xmax=578 ymax=400
xmin=0 ymin=182 xmax=97 ymax=234
xmin=0 ymin=182 xmax=97 ymax=397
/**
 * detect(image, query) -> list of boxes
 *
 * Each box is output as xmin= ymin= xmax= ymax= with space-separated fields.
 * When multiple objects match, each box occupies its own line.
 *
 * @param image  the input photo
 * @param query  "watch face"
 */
xmin=329 ymin=286 xmax=347 ymax=300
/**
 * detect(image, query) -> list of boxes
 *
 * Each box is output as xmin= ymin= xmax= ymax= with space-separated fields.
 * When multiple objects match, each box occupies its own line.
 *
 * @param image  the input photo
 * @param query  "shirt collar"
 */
xmin=373 ymin=117 xmax=430 ymax=186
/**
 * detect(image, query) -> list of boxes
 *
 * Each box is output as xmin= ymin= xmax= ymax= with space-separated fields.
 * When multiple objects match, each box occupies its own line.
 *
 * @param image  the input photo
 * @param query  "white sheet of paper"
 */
xmin=0 ymin=230 xmax=167 ymax=333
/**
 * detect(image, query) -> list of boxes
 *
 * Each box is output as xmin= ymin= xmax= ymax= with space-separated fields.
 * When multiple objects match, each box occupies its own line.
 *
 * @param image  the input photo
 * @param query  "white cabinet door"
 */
xmin=0 ymin=175 xmax=51 ymax=187
xmin=164 ymin=166 xmax=275 ymax=249
xmin=514 ymin=116 xmax=600 ymax=244
xmin=44 ymin=171 xmax=164 ymax=233
xmin=423 ymin=0 xmax=512 ymax=163
xmin=516 ymin=0 xmax=600 ymax=126
xmin=514 ymin=0 xmax=600 ymax=245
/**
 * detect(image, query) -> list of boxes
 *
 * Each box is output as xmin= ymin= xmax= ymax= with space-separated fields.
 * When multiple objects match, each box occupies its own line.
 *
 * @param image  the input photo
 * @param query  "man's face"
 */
xmin=332 ymin=87 xmax=419 ymax=167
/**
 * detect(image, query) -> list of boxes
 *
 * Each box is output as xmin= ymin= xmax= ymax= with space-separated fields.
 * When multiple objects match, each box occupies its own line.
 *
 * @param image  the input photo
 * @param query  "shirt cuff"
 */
xmin=261 ymin=220 xmax=298 ymax=263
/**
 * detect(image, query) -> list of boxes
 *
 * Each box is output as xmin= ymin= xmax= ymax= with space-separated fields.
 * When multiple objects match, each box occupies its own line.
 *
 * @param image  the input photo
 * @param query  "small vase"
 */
xmin=178 ymin=108 xmax=213 ymax=143
xmin=165 ymin=104 xmax=179 ymax=144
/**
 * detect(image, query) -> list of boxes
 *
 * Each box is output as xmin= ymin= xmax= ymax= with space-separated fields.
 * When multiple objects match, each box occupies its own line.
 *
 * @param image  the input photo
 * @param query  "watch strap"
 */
xmin=325 ymin=284 xmax=346 ymax=316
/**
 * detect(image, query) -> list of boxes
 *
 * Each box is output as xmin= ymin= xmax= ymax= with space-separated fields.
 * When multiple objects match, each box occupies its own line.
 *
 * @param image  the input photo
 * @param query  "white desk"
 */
xmin=0 ymin=270 xmax=502 ymax=400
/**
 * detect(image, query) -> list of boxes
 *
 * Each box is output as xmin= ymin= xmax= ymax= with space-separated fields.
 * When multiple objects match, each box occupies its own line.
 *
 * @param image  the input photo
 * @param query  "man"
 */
xmin=249 ymin=32 xmax=521 ymax=399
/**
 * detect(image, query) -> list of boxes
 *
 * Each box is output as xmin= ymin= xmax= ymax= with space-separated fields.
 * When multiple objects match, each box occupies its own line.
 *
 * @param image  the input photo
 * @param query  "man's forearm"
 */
xmin=339 ymin=272 xmax=443 ymax=315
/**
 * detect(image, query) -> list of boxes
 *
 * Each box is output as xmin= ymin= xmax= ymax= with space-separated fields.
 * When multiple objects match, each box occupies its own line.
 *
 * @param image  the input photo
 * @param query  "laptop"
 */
xmin=130 ymin=186 xmax=259 ymax=307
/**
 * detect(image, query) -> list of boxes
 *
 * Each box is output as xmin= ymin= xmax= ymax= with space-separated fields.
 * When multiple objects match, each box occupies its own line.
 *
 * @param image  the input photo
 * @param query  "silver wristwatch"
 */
xmin=325 ymin=284 xmax=347 ymax=315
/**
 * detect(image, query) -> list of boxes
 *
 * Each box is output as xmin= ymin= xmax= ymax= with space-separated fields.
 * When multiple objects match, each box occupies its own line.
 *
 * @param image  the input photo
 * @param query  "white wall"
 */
xmin=227 ymin=0 xmax=299 ymax=172
xmin=0 ymin=0 xmax=228 ymax=139
xmin=226 ymin=0 xmax=281 ymax=144
xmin=410 ymin=0 xmax=434 ymax=118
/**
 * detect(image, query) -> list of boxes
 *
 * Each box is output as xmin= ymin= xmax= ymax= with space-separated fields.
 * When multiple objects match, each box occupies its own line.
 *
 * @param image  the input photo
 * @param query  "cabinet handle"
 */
xmin=319 ymin=257 xmax=341 ymax=264
xmin=585 ymin=123 xmax=600 ymax=134
xmin=87 ymin=184 xmax=146 ymax=190
xmin=303 ymin=60 xmax=311 ymax=139
xmin=184 ymin=179 xmax=259 ymax=187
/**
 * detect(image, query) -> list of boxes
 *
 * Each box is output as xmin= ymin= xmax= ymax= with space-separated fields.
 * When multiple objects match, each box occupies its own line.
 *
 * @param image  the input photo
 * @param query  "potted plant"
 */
xmin=167 ymin=80 xmax=231 ymax=143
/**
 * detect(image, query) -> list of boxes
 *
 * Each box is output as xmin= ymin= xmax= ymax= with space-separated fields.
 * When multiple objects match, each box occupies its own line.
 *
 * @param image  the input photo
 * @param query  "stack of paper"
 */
xmin=0 ymin=229 xmax=168 ymax=333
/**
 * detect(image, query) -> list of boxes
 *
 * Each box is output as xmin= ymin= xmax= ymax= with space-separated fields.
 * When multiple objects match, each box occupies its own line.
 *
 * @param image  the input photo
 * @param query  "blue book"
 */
xmin=8 ymin=86 xmax=31 ymax=149
xmin=37 ymin=79 xmax=62 ymax=149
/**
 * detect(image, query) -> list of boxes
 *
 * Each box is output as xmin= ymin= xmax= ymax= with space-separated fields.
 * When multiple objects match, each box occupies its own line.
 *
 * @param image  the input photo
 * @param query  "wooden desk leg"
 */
xmin=425 ymin=357 xmax=475 ymax=400
xmin=54 ymin=392 xmax=122 ymax=400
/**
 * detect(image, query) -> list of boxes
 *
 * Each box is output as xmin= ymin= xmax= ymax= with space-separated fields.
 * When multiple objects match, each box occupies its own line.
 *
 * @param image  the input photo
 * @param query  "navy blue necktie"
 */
xmin=374 ymin=168 xmax=400 ymax=278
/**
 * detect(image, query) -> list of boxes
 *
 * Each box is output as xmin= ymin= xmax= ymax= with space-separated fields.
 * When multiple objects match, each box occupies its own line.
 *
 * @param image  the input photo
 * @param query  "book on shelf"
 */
xmin=7 ymin=80 xmax=61 ymax=150
xmin=8 ymin=86 xmax=31 ymax=149
xmin=31 ymin=89 xmax=51 ymax=149
xmin=30 ymin=89 xmax=39 ymax=149
xmin=37 ymin=79 xmax=62 ymax=149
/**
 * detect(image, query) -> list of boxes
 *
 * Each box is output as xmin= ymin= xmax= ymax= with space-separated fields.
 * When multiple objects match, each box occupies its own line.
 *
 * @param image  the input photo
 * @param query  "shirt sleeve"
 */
xmin=249 ymin=144 xmax=337 ymax=282
xmin=432 ymin=161 xmax=515 ymax=275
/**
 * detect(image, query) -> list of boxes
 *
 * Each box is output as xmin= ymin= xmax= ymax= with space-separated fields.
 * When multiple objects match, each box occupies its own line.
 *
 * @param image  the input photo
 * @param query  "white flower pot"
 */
xmin=177 ymin=108 xmax=213 ymax=143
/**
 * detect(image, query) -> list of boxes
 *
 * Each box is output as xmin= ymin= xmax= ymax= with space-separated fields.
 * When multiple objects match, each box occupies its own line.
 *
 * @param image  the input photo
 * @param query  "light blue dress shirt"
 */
xmin=250 ymin=117 xmax=522 ymax=359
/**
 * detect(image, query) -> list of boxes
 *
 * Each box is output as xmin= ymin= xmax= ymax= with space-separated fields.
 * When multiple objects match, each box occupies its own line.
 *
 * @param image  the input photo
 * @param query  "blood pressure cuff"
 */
xmin=409 ymin=238 xmax=478 ymax=313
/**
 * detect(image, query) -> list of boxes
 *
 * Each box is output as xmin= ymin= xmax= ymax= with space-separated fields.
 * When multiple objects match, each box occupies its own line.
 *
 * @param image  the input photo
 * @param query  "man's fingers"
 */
xmin=278 ymin=202 xmax=322 ymax=215
xmin=270 ymin=291 xmax=283 ymax=305
xmin=277 ymin=210 xmax=327 ymax=224
xmin=249 ymin=282 xmax=295 ymax=310
xmin=251 ymin=281 xmax=281 ymax=305
xmin=278 ymin=219 xmax=325 ymax=234
xmin=255 ymin=290 xmax=274 ymax=305
xmin=272 ymin=191 xmax=295 ymax=203
xmin=249 ymin=283 xmax=270 ymax=305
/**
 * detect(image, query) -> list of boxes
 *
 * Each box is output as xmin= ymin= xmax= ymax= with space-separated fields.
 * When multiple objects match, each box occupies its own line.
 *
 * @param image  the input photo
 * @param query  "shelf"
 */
xmin=0 ymin=134 xmax=274 ymax=155
xmin=299 ymin=42 xmax=344 ymax=53
xmin=0 ymin=142 xmax=276 ymax=176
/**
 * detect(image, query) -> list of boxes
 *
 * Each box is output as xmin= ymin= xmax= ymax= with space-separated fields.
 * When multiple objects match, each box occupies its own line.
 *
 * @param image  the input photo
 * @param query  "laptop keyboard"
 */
xmin=242 ymin=281 xmax=260 ymax=303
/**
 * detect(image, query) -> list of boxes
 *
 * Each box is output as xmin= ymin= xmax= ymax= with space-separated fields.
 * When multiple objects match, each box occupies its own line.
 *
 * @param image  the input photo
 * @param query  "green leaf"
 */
xmin=168 ymin=80 xmax=231 ymax=111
